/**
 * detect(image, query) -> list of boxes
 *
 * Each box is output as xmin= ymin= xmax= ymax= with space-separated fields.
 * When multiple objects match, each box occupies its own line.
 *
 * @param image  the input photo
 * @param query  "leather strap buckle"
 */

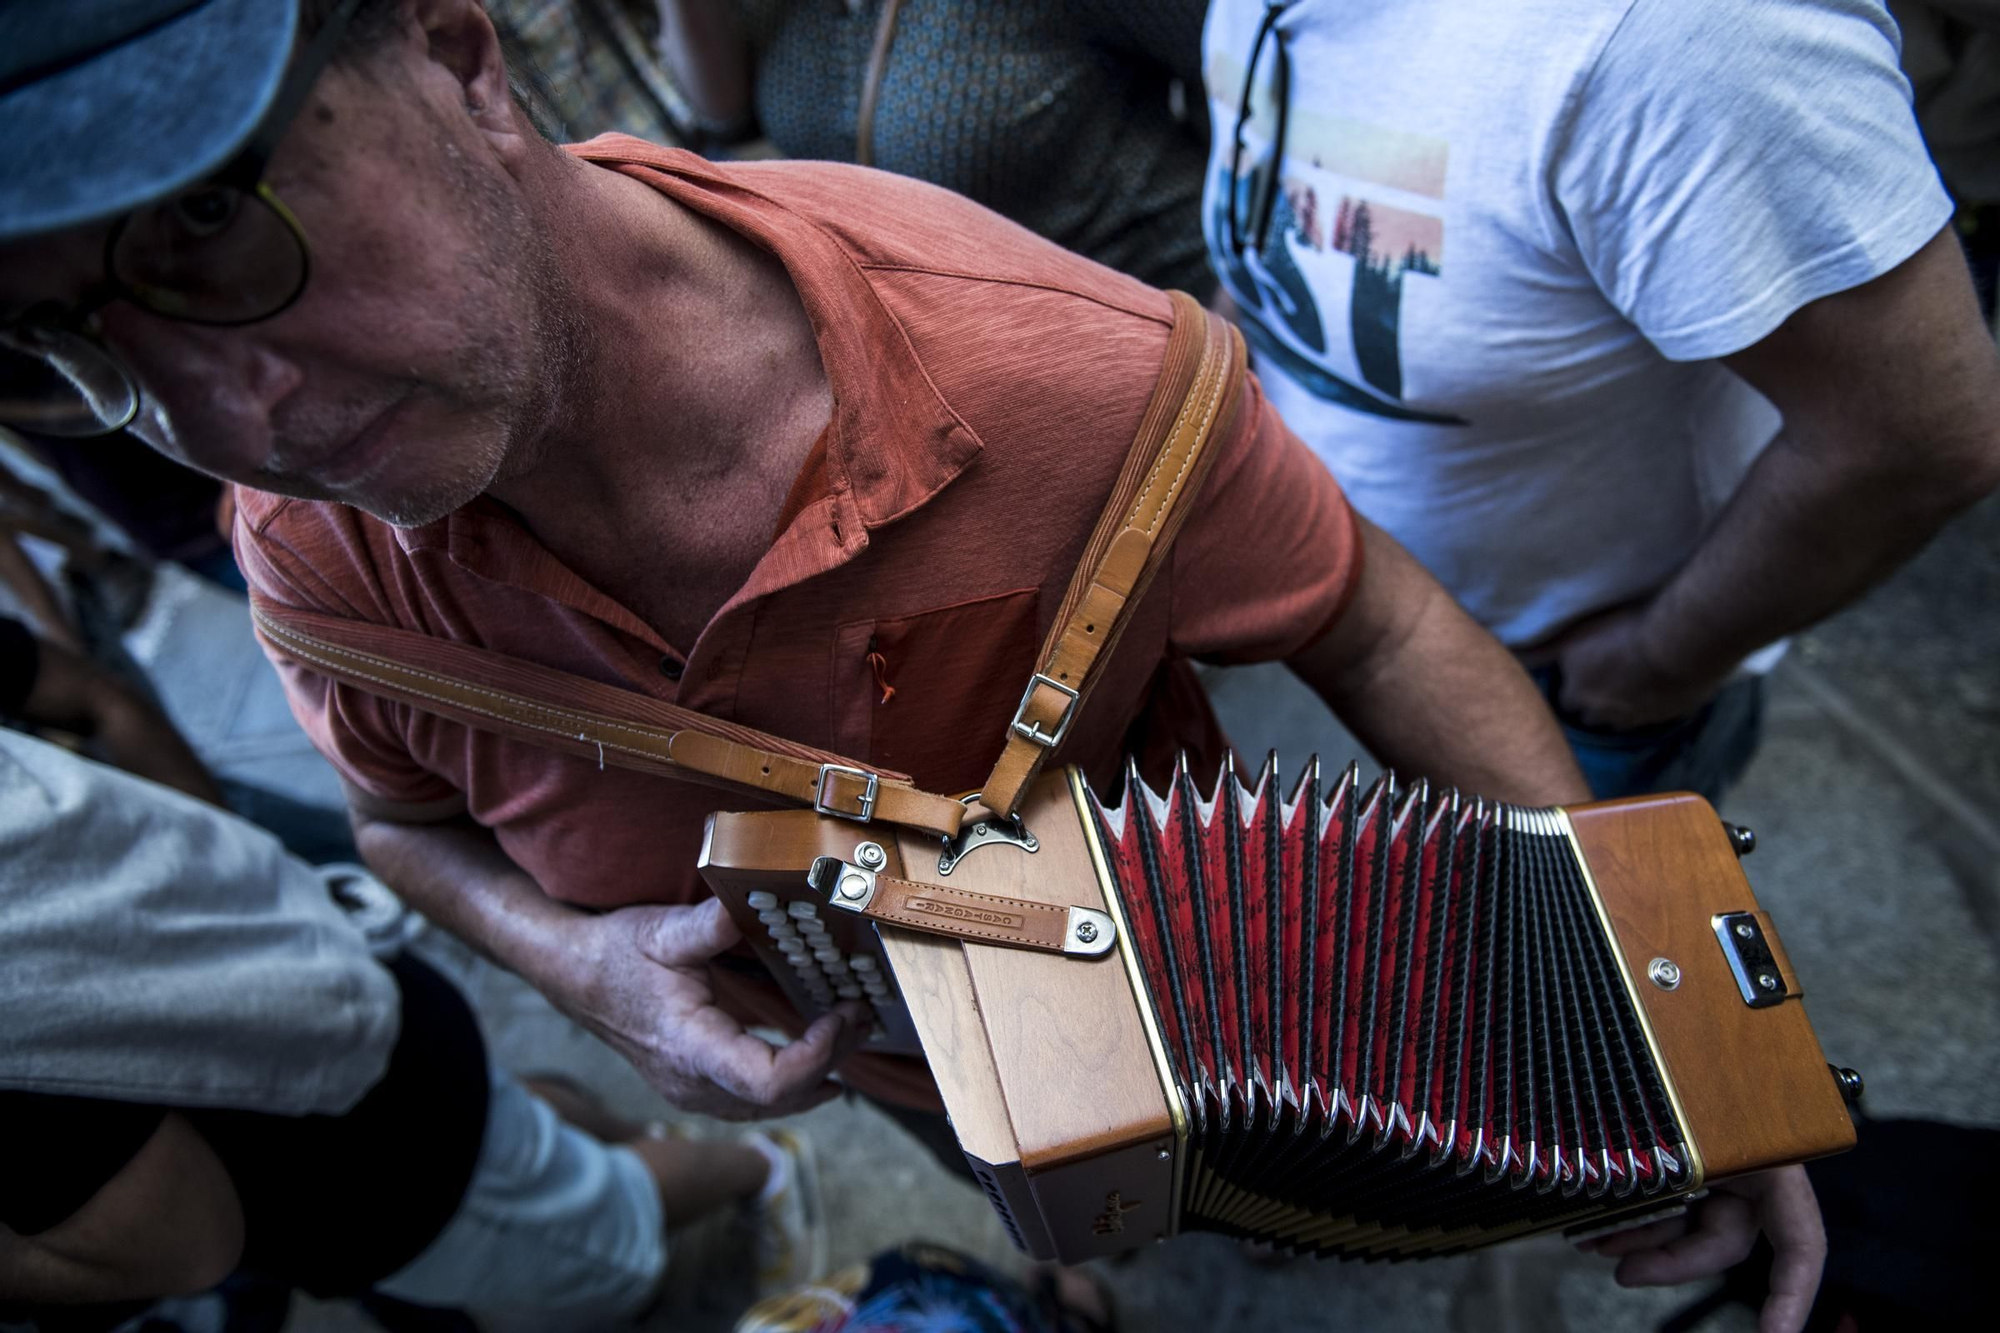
xmin=1010 ymin=674 xmax=1079 ymax=748
xmin=814 ymin=763 xmax=880 ymax=822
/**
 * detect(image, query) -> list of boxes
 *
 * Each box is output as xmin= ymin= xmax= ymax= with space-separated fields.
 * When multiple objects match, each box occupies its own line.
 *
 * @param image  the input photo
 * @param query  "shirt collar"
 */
xmin=386 ymin=139 xmax=986 ymax=639
xmin=568 ymin=137 xmax=984 ymax=539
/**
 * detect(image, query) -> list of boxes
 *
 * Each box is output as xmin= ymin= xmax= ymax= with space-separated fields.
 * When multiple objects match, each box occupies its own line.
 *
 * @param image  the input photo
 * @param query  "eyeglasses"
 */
xmin=0 ymin=0 xmax=366 ymax=438
xmin=1226 ymin=2 xmax=1293 ymax=260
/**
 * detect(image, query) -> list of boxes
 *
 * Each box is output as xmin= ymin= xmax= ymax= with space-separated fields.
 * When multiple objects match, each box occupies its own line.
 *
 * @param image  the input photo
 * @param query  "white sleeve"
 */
xmin=1552 ymin=0 xmax=1955 ymax=361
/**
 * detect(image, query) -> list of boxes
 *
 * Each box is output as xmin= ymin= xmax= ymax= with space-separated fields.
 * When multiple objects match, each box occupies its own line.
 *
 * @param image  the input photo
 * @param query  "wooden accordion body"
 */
xmin=699 ymin=759 xmax=1856 ymax=1263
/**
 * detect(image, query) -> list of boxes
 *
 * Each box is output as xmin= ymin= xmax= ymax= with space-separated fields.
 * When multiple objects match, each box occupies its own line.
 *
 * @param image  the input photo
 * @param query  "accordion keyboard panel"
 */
xmin=699 ymin=812 xmax=926 ymax=1057
xmin=1087 ymin=758 xmax=1696 ymax=1258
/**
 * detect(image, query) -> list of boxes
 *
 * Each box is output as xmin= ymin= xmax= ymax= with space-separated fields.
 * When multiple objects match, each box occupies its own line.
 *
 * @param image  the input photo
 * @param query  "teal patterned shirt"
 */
xmin=737 ymin=0 xmax=1215 ymax=295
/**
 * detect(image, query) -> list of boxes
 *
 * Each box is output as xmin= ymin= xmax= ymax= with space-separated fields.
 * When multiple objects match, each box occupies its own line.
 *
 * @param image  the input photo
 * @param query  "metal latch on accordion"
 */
xmin=1711 ymin=911 xmax=1789 ymax=1008
xmin=806 ymin=855 xmax=1117 ymax=957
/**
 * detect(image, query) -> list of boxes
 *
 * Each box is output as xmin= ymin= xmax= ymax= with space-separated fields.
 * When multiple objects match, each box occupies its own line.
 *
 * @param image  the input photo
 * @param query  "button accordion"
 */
xmin=699 ymin=757 xmax=1857 ymax=1263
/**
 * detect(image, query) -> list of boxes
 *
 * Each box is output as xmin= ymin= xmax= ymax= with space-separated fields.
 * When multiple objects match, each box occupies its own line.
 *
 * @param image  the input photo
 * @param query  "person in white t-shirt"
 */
xmin=1201 ymin=0 xmax=2000 ymax=805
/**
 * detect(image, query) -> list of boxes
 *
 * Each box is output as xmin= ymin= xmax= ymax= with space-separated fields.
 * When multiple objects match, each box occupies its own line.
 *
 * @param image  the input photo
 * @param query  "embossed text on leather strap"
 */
xmin=807 ymin=857 xmax=1116 ymax=957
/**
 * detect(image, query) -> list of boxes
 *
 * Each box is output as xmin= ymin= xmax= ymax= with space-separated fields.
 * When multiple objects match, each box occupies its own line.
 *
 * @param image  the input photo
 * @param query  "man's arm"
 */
xmin=1548 ymin=226 xmax=2000 ymax=728
xmin=12 ymin=628 xmax=224 ymax=805
xmin=0 ymin=532 xmax=77 ymax=650
xmin=1287 ymin=515 xmax=1592 ymax=807
xmin=345 ymin=784 xmax=866 ymax=1120
xmin=0 ymin=1113 xmax=242 ymax=1305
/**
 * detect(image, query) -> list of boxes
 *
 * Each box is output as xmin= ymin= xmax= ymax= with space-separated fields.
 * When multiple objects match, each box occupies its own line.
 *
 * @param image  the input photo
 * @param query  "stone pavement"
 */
xmin=107 ymin=491 xmax=2000 ymax=1333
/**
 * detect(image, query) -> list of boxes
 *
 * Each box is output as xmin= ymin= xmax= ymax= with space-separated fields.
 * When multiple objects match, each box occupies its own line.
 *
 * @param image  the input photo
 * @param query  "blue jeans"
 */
xmin=1531 ymin=667 xmax=1765 ymax=806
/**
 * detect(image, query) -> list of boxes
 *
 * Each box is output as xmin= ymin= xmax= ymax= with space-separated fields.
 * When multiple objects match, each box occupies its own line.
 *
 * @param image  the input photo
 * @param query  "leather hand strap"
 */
xmin=865 ymin=875 xmax=1076 ymax=950
xmin=251 ymin=600 xmax=968 ymax=838
xmin=809 ymin=858 xmax=1116 ymax=957
xmin=981 ymin=290 xmax=1248 ymax=817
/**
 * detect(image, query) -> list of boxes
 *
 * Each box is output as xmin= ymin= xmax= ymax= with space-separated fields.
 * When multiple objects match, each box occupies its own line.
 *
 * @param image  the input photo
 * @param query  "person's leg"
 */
xmin=372 ymin=1070 xmax=668 ymax=1320
xmin=516 ymin=1075 xmax=771 ymax=1227
xmin=522 ymin=1074 xmax=827 ymax=1291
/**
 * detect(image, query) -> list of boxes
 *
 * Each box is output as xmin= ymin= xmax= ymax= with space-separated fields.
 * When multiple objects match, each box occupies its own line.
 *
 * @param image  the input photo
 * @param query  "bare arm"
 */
xmin=654 ymin=0 xmax=754 ymax=138
xmin=1287 ymin=515 xmax=1591 ymax=807
xmin=0 ymin=532 xmax=76 ymax=649
xmin=0 ymin=1113 xmax=242 ymax=1305
xmin=1548 ymin=226 xmax=2000 ymax=728
xmin=346 ymin=784 xmax=864 ymax=1119
xmin=18 ymin=632 xmax=223 ymax=805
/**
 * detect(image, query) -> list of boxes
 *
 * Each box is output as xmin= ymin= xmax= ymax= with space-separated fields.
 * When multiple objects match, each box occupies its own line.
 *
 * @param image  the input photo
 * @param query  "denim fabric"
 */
xmin=1533 ymin=667 xmax=1766 ymax=806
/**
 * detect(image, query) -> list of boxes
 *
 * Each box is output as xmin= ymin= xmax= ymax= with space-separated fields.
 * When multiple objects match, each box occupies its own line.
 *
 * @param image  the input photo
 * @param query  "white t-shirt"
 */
xmin=1201 ymin=0 xmax=1954 ymax=647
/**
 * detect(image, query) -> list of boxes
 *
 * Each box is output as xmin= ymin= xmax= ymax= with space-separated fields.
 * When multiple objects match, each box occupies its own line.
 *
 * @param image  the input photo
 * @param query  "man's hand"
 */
xmin=1526 ymin=601 xmax=1730 ymax=732
xmin=1579 ymin=1165 xmax=1825 ymax=1333
xmin=1586 ymin=227 xmax=2000 ymax=709
xmin=346 ymin=806 xmax=868 ymax=1121
xmin=565 ymin=896 xmax=869 ymax=1120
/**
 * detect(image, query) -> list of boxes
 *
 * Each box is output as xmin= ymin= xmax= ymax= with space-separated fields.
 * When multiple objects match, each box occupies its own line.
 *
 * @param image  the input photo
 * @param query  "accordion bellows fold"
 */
xmin=1089 ymin=756 xmax=1688 ymax=1257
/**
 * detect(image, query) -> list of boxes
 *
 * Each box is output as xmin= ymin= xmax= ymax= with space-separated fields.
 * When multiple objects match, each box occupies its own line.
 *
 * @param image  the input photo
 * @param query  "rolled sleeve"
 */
xmin=1168 ymin=371 xmax=1363 ymax=664
xmin=233 ymin=501 xmax=457 ymax=808
xmin=1556 ymin=0 xmax=1953 ymax=361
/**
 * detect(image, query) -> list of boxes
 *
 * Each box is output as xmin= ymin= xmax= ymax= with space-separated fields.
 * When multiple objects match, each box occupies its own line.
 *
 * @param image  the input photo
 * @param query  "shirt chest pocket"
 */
xmin=829 ymin=587 xmax=1042 ymax=793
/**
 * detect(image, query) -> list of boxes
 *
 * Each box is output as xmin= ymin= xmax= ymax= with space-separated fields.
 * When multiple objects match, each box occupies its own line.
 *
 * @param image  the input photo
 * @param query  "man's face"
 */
xmin=0 ymin=20 xmax=571 ymax=528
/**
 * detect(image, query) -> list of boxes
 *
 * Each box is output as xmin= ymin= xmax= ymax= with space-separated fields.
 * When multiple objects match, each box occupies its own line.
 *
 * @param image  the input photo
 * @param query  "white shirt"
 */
xmin=1201 ymin=0 xmax=1953 ymax=647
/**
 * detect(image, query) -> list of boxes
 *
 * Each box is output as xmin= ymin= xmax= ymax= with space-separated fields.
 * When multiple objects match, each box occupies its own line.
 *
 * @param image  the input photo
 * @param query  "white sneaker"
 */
xmin=744 ymin=1128 xmax=827 ymax=1296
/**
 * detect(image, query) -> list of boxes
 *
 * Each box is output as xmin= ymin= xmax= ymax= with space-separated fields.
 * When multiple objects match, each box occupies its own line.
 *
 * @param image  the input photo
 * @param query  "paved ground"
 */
xmin=27 ymin=465 xmax=1994 ymax=1332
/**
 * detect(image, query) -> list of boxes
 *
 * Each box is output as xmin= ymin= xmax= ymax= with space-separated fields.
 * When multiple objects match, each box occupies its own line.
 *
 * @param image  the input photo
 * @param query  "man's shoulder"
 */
xmin=231 ymin=488 xmax=415 ymax=615
xmin=734 ymin=160 xmax=1183 ymax=444
xmin=727 ymin=158 xmax=1176 ymax=325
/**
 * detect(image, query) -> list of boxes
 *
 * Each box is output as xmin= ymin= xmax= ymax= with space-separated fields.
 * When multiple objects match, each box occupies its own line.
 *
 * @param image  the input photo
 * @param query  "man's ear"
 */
xmin=408 ymin=0 xmax=516 ymax=138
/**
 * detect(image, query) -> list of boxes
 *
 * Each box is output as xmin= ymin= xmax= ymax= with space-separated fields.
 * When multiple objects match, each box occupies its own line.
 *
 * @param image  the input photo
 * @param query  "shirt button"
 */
xmin=659 ymin=656 xmax=684 ymax=681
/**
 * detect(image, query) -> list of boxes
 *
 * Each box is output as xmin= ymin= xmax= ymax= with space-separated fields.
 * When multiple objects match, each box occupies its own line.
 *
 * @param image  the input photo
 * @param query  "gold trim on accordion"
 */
xmin=700 ymin=759 xmax=1856 ymax=1264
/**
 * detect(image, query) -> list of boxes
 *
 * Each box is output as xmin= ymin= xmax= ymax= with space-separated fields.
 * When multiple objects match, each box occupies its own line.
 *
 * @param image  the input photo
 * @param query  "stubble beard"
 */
xmin=347 ymin=142 xmax=586 ymax=529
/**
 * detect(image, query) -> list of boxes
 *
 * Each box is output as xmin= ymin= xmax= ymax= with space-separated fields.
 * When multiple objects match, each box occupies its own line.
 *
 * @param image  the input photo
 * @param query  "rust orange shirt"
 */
xmin=237 ymin=138 xmax=1360 ymax=1107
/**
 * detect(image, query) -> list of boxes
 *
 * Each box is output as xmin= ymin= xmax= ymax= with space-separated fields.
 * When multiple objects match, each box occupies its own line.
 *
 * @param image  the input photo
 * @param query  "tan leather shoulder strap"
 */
xmin=981 ymin=290 xmax=1248 ymax=817
xmin=250 ymin=599 xmax=966 ymax=838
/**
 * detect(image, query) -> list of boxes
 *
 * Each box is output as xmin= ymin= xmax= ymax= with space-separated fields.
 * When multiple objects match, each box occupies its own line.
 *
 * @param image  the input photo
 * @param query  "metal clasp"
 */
xmin=814 ymin=763 xmax=880 ymax=822
xmin=1010 ymin=673 xmax=1079 ymax=748
xmin=1711 ymin=911 xmax=1790 ymax=1008
xmin=937 ymin=793 xmax=1039 ymax=876
xmin=808 ymin=855 xmax=878 ymax=912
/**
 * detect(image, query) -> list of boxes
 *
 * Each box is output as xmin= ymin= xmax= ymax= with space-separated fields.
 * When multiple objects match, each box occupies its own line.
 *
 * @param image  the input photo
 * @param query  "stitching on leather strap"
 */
xmin=876 ymin=917 xmax=1050 ymax=947
xmin=257 ymin=616 xmax=689 ymax=752
xmin=256 ymin=610 xmax=973 ymax=836
xmin=887 ymin=880 xmax=1062 ymax=913
xmin=260 ymin=622 xmax=694 ymax=771
xmin=873 ymin=909 xmax=1060 ymax=949
xmin=1134 ymin=326 xmax=1228 ymax=537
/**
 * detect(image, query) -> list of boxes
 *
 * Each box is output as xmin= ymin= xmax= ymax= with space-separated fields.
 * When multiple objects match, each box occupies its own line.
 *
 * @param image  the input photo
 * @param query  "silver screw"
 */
xmin=1648 ymin=957 xmax=1682 ymax=990
xmin=1734 ymin=922 xmax=1754 ymax=940
xmin=855 ymin=841 xmax=886 ymax=870
xmin=1757 ymin=972 xmax=1781 ymax=992
xmin=1157 ymin=1147 xmax=1171 ymax=1161
xmin=974 ymin=825 xmax=988 ymax=837
xmin=1075 ymin=921 xmax=1099 ymax=944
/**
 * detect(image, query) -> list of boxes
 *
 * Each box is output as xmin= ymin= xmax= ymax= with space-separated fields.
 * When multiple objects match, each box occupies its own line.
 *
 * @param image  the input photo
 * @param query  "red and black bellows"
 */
xmin=1085 ymin=757 xmax=1692 ymax=1258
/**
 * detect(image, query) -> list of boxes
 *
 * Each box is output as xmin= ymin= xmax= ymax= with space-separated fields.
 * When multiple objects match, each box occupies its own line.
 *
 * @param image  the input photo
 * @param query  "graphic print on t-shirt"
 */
xmin=1207 ymin=50 xmax=1467 ymax=426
